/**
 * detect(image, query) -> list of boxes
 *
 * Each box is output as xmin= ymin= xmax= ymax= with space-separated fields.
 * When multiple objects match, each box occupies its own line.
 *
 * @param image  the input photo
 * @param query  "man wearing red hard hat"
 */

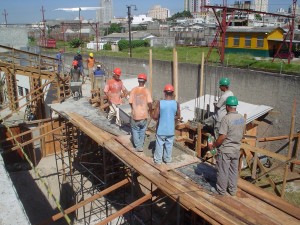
xmin=152 ymin=84 xmax=180 ymax=165
xmin=104 ymin=67 xmax=129 ymax=127
xmin=129 ymin=73 xmax=152 ymax=152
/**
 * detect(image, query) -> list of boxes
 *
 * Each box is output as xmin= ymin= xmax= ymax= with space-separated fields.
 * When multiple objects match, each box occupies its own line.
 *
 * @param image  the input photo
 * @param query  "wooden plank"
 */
xmin=95 ymin=193 xmax=152 ymax=225
xmin=291 ymin=133 xmax=300 ymax=171
xmin=238 ymin=179 xmax=300 ymax=220
xmin=196 ymin=123 xmax=202 ymax=157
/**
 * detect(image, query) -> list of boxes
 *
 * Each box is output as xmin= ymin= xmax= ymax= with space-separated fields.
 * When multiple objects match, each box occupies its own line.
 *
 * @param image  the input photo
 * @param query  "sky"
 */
xmin=0 ymin=0 xmax=294 ymax=24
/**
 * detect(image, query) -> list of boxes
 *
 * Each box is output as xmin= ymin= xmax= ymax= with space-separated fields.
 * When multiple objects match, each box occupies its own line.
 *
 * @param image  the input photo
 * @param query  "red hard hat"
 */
xmin=164 ymin=84 xmax=174 ymax=92
xmin=113 ymin=67 xmax=122 ymax=76
xmin=72 ymin=60 xmax=78 ymax=66
xmin=137 ymin=73 xmax=147 ymax=81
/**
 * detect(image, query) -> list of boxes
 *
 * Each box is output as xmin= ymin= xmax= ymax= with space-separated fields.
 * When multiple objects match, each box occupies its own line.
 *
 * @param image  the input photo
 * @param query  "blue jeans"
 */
xmin=154 ymin=135 xmax=174 ymax=164
xmin=131 ymin=119 xmax=147 ymax=150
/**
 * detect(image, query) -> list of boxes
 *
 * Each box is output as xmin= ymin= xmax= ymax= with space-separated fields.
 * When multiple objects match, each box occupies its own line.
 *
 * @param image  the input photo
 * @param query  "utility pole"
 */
xmin=126 ymin=5 xmax=137 ymax=58
xmin=79 ymin=7 xmax=82 ymax=41
xmin=41 ymin=6 xmax=46 ymax=46
xmin=2 ymin=9 xmax=8 ymax=27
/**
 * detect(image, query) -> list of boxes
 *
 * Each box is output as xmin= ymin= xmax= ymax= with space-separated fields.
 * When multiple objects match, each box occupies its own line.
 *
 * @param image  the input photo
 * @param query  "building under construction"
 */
xmin=0 ymin=41 xmax=300 ymax=225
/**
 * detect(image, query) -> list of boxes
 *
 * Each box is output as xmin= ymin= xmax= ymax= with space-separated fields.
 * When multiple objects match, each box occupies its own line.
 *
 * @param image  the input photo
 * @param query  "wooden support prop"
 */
xmin=291 ymin=132 xmax=300 ymax=171
xmin=200 ymin=52 xmax=205 ymax=97
xmin=241 ymin=143 xmax=288 ymax=162
xmin=196 ymin=123 xmax=202 ymax=157
xmin=39 ymin=178 xmax=130 ymax=225
xmin=95 ymin=193 xmax=152 ymax=225
xmin=149 ymin=48 xmax=153 ymax=96
xmin=8 ymin=126 xmax=63 ymax=152
xmin=173 ymin=48 xmax=178 ymax=101
xmin=242 ymin=134 xmax=298 ymax=143
xmin=281 ymin=98 xmax=296 ymax=198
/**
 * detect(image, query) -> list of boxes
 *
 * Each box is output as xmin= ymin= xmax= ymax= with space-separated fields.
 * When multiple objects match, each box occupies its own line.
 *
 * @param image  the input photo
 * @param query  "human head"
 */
xmin=137 ymin=73 xmax=147 ymax=84
xmin=89 ymin=52 xmax=94 ymax=58
xmin=226 ymin=96 xmax=238 ymax=112
xmin=219 ymin=77 xmax=230 ymax=91
xmin=97 ymin=64 xmax=101 ymax=69
xmin=113 ymin=67 xmax=121 ymax=80
xmin=164 ymin=84 xmax=174 ymax=97
xmin=59 ymin=49 xmax=63 ymax=53
xmin=77 ymin=50 xmax=81 ymax=54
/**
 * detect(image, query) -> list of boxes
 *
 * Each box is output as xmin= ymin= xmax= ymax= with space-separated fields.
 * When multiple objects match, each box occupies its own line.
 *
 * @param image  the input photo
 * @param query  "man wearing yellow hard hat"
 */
xmin=86 ymin=52 xmax=95 ymax=84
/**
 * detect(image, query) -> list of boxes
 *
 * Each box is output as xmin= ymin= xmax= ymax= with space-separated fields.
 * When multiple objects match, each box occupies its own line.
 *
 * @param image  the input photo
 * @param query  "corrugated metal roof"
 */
xmin=180 ymin=94 xmax=273 ymax=124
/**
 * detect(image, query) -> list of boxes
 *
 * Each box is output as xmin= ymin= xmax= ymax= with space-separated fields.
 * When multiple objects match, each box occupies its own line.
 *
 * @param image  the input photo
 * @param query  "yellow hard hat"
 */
xmin=89 ymin=53 xmax=94 ymax=57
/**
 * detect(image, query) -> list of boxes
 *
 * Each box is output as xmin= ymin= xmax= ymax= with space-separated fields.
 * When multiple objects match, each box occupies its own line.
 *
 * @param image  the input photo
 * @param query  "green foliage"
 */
xmin=167 ymin=10 xmax=193 ymax=21
xmin=105 ymin=23 xmax=122 ymax=35
xmin=118 ymin=40 xmax=150 ymax=51
xmin=28 ymin=36 xmax=35 ymax=43
xmin=255 ymin=14 xmax=262 ymax=20
xmin=69 ymin=38 xmax=84 ymax=48
xmin=103 ymin=42 xmax=112 ymax=50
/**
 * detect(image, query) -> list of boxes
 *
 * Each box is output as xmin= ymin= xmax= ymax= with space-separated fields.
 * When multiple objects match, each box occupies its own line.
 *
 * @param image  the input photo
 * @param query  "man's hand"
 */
xmin=207 ymin=142 xmax=214 ymax=150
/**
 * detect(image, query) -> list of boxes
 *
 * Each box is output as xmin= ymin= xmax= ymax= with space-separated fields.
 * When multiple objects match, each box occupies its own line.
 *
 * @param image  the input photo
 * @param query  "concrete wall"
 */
xmin=57 ymin=53 xmax=300 ymax=153
xmin=0 ymin=27 xmax=28 ymax=50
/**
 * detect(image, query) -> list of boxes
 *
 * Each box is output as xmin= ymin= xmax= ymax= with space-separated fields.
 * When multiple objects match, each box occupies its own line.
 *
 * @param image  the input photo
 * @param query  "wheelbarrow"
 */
xmin=70 ymin=81 xmax=82 ymax=100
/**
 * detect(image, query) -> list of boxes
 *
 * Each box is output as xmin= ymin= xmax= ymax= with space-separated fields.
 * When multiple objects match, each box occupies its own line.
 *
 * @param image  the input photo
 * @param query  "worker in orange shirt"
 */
xmin=86 ymin=53 xmax=95 ymax=83
xmin=129 ymin=73 xmax=152 ymax=152
xmin=104 ymin=67 xmax=129 ymax=127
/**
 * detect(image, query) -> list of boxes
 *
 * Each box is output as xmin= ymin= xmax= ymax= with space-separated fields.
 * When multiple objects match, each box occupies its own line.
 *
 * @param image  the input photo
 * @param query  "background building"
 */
xmin=147 ymin=5 xmax=170 ymax=20
xmin=254 ymin=0 xmax=269 ymax=12
xmin=97 ymin=0 xmax=113 ymax=24
xmin=184 ymin=0 xmax=210 ymax=17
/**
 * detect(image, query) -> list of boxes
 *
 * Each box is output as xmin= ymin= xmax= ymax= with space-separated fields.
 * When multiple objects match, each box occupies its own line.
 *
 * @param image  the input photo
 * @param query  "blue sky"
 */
xmin=0 ymin=0 xmax=293 ymax=24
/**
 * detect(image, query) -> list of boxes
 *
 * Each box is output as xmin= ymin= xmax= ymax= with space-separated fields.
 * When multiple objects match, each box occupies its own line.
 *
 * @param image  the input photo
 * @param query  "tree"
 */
xmin=105 ymin=23 xmax=122 ymax=35
xmin=167 ymin=10 xmax=193 ymax=21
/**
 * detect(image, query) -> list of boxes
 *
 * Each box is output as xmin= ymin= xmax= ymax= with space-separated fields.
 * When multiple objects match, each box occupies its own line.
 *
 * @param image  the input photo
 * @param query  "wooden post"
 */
xmin=200 ymin=52 xmax=205 ymax=97
xmin=149 ymin=48 xmax=153 ymax=96
xmin=173 ymin=48 xmax=178 ymax=101
xmin=291 ymin=132 xmax=300 ymax=172
xmin=196 ymin=123 xmax=202 ymax=158
xmin=281 ymin=98 xmax=296 ymax=198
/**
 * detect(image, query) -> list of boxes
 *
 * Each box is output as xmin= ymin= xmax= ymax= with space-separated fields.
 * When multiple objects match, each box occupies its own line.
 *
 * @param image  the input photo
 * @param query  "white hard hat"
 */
xmin=97 ymin=64 xmax=101 ymax=67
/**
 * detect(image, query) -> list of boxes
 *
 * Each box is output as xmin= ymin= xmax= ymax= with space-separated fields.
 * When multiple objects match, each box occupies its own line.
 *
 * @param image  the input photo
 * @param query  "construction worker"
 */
xmin=153 ymin=84 xmax=180 ymax=165
xmin=203 ymin=77 xmax=233 ymax=139
xmin=129 ymin=73 xmax=152 ymax=152
xmin=104 ymin=67 xmax=129 ymax=127
xmin=94 ymin=65 xmax=106 ymax=91
xmin=74 ymin=50 xmax=84 ymax=80
xmin=70 ymin=60 xmax=81 ymax=82
xmin=208 ymin=96 xmax=245 ymax=196
xmin=86 ymin=52 xmax=95 ymax=82
xmin=56 ymin=49 xmax=63 ymax=74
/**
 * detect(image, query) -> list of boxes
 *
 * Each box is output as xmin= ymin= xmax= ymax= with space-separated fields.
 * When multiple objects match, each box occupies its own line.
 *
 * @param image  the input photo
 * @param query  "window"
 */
xmin=245 ymin=36 xmax=251 ymax=47
xmin=225 ymin=34 xmax=229 ymax=46
xmin=18 ymin=86 xmax=24 ymax=96
xmin=257 ymin=36 xmax=264 ymax=48
xmin=233 ymin=35 xmax=240 ymax=46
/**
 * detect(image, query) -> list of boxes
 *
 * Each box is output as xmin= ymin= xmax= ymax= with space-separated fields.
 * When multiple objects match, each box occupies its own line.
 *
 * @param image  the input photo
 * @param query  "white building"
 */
xmin=184 ymin=0 xmax=210 ymax=12
xmin=131 ymin=15 xmax=153 ymax=25
xmin=147 ymin=5 xmax=170 ymax=20
xmin=254 ymin=0 xmax=268 ymax=12
xmin=97 ymin=0 xmax=113 ymax=23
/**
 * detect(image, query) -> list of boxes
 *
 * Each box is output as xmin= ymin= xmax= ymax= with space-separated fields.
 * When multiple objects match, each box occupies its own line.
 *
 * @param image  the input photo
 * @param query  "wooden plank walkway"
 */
xmin=64 ymin=112 xmax=300 ymax=225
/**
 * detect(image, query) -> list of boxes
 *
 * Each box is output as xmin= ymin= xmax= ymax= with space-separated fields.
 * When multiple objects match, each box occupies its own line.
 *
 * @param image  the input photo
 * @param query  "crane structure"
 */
xmin=205 ymin=0 xmax=297 ymax=64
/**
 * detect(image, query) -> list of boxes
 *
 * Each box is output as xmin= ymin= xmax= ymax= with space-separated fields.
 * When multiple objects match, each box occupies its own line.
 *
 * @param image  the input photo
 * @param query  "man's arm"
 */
xmin=152 ymin=101 xmax=160 ymax=120
xmin=148 ymin=102 xmax=152 ymax=117
xmin=211 ymin=134 xmax=226 ymax=149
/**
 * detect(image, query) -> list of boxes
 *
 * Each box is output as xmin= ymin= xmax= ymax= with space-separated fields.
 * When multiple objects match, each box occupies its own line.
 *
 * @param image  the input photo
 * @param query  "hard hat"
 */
xmin=77 ymin=50 xmax=81 ymax=54
xmin=226 ymin=96 xmax=238 ymax=106
xmin=97 ymin=64 xmax=101 ymax=68
xmin=164 ymin=84 xmax=174 ymax=92
xmin=137 ymin=73 xmax=147 ymax=81
xmin=219 ymin=77 xmax=230 ymax=86
xmin=89 ymin=53 xmax=94 ymax=57
xmin=113 ymin=67 xmax=122 ymax=76
xmin=72 ymin=60 xmax=78 ymax=66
